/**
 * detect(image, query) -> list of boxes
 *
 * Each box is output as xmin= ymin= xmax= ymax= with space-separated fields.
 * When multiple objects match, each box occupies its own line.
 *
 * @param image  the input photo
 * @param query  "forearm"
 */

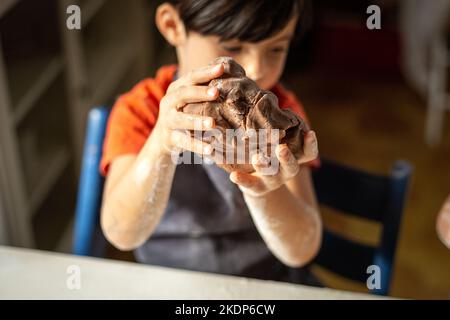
xmin=243 ymin=184 xmax=322 ymax=267
xmin=101 ymin=129 xmax=177 ymax=251
xmin=100 ymin=63 xmax=225 ymax=251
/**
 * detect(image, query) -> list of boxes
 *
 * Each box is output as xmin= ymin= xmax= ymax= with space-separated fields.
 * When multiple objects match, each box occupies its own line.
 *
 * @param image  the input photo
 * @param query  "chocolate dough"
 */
xmin=183 ymin=57 xmax=307 ymax=173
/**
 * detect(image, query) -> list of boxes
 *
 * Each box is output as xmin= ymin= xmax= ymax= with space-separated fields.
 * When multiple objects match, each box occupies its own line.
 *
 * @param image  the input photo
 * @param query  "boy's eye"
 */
xmin=272 ymin=47 xmax=287 ymax=53
xmin=222 ymin=46 xmax=242 ymax=53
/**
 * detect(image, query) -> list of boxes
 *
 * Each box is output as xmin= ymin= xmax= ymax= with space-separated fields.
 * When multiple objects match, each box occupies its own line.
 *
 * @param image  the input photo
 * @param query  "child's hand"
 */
xmin=154 ymin=63 xmax=224 ymax=156
xmin=437 ymin=194 xmax=450 ymax=249
xmin=230 ymin=131 xmax=319 ymax=197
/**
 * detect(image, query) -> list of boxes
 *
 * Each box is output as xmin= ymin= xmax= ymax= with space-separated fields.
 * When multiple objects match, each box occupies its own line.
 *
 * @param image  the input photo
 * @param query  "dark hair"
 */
xmin=165 ymin=0 xmax=311 ymax=43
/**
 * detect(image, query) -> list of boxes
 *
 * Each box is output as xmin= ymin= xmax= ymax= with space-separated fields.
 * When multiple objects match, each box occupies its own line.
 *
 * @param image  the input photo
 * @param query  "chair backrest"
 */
xmin=73 ymin=107 xmax=110 ymax=256
xmin=311 ymin=158 xmax=412 ymax=296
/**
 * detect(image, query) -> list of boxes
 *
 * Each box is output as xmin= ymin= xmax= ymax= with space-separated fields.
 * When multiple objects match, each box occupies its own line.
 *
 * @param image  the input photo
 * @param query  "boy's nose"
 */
xmin=242 ymin=56 xmax=265 ymax=84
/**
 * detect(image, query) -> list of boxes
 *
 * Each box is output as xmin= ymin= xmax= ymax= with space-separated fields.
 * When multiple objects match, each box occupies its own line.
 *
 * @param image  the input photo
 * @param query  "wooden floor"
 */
xmin=285 ymin=70 xmax=450 ymax=299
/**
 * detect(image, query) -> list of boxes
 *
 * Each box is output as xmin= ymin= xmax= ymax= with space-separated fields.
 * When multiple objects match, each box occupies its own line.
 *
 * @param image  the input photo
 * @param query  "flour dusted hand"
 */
xmin=182 ymin=57 xmax=307 ymax=173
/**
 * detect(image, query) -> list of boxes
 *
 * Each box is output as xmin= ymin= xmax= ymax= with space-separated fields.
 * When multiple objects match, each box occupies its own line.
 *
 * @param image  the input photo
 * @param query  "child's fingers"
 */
xmin=168 ymin=64 xmax=224 ymax=92
xmin=165 ymin=85 xmax=219 ymax=111
xmin=276 ymin=144 xmax=299 ymax=179
xmin=171 ymin=112 xmax=215 ymax=131
xmin=251 ymin=153 xmax=271 ymax=171
xmin=170 ymin=130 xmax=213 ymax=156
xmin=437 ymin=194 xmax=450 ymax=248
xmin=299 ymin=131 xmax=319 ymax=164
xmin=229 ymin=171 xmax=265 ymax=193
xmin=251 ymin=153 xmax=279 ymax=177
xmin=183 ymin=63 xmax=224 ymax=86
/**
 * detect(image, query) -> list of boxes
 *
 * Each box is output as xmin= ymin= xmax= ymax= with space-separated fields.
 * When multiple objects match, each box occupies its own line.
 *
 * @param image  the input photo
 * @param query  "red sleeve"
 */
xmin=100 ymin=79 xmax=162 ymax=176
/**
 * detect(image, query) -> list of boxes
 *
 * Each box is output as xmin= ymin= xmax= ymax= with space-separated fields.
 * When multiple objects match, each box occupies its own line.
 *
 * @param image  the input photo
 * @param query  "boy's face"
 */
xmin=177 ymin=15 xmax=298 ymax=90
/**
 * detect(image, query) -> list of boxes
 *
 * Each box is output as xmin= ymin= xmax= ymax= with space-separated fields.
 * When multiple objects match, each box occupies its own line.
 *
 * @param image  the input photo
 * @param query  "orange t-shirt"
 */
xmin=100 ymin=65 xmax=319 ymax=176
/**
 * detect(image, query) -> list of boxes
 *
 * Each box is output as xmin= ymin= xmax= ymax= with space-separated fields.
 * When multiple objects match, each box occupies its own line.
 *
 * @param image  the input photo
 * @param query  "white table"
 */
xmin=0 ymin=246 xmax=381 ymax=300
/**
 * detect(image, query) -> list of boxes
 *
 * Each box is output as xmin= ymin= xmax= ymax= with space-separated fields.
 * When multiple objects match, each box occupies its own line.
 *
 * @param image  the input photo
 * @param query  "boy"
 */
xmin=100 ymin=0 xmax=322 ymax=283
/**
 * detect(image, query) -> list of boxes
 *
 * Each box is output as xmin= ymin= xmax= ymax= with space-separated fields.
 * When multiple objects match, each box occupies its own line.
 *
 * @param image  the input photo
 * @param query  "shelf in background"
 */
xmin=0 ymin=0 xmax=18 ymax=18
xmin=29 ymin=146 xmax=71 ymax=215
xmin=78 ymin=0 xmax=108 ymax=28
xmin=0 ymin=0 xmax=151 ymax=249
xmin=88 ymin=43 xmax=137 ymax=105
xmin=82 ymin=0 xmax=140 ymax=105
xmin=15 ymin=71 xmax=72 ymax=215
xmin=113 ymin=58 xmax=147 ymax=99
xmin=6 ymin=53 xmax=63 ymax=118
xmin=11 ymin=56 xmax=64 ymax=125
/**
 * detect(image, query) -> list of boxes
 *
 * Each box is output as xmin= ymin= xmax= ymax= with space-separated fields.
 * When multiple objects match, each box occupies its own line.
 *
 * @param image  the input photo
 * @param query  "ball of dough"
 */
xmin=183 ymin=57 xmax=306 ymax=173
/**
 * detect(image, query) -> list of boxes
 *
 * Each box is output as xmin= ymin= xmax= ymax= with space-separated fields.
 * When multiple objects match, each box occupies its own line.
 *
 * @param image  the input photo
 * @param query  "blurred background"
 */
xmin=0 ymin=0 xmax=449 ymax=299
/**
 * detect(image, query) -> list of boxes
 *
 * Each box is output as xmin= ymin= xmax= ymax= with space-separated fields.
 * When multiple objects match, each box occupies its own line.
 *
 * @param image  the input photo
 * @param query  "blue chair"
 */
xmin=73 ymin=107 xmax=110 ymax=257
xmin=309 ymin=158 xmax=412 ymax=296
